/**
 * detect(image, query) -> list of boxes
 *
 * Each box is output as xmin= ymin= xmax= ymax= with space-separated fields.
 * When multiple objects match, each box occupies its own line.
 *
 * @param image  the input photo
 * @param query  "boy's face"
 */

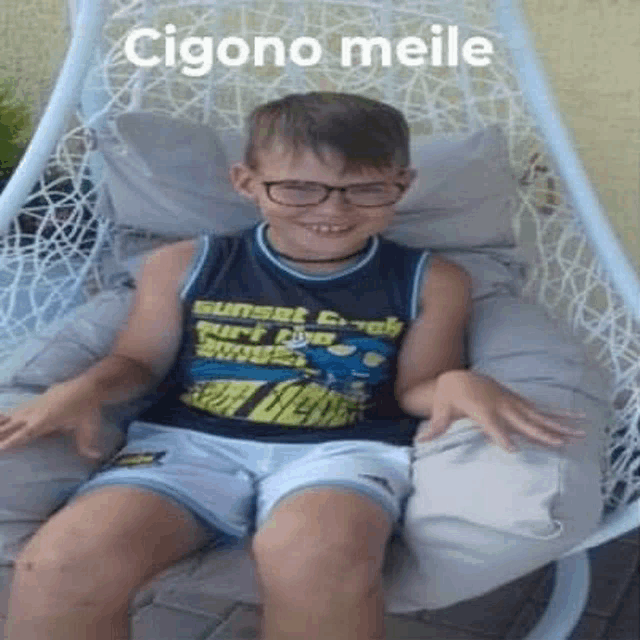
xmin=230 ymin=141 xmax=414 ymax=264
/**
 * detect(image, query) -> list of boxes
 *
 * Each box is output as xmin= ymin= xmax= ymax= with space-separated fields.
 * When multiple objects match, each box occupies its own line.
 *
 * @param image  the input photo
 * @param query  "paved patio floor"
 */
xmin=1 ymin=527 xmax=637 ymax=639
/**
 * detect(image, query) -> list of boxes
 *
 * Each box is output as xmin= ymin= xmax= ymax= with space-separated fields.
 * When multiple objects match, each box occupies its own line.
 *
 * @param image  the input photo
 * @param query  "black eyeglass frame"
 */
xmin=261 ymin=181 xmax=408 ymax=207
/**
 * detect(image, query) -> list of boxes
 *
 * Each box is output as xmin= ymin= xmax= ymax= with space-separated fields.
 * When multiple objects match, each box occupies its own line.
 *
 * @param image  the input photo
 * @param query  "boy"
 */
xmin=0 ymin=92 xmax=586 ymax=640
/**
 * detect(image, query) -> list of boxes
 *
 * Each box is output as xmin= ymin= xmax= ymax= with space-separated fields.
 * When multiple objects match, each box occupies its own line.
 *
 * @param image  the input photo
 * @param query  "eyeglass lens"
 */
xmin=268 ymin=182 xmax=402 ymax=206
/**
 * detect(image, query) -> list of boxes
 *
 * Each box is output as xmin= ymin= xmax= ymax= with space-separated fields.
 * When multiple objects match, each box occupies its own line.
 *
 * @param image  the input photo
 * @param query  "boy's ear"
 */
xmin=229 ymin=163 xmax=259 ymax=202
xmin=400 ymin=168 xmax=417 ymax=186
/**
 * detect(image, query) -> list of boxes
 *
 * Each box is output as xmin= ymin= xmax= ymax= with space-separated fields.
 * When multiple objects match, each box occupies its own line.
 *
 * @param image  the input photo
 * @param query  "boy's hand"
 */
xmin=0 ymin=382 xmax=105 ymax=459
xmin=416 ymin=370 xmax=588 ymax=453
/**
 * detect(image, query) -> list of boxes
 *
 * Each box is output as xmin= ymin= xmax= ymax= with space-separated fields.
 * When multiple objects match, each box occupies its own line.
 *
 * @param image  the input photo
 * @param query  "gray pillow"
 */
xmin=390 ymin=125 xmax=519 ymax=248
xmin=0 ymin=288 xmax=609 ymax=616
xmin=0 ymin=288 xmax=134 ymax=391
xmin=0 ymin=287 xmax=606 ymax=433
xmin=109 ymin=243 xmax=527 ymax=303
xmin=98 ymin=114 xmax=259 ymax=238
xmin=0 ymin=288 xmax=147 ymax=430
xmin=218 ymin=124 xmax=520 ymax=251
xmin=98 ymin=113 xmax=527 ymax=298
xmin=99 ymin=113 xmax=519 ymax=249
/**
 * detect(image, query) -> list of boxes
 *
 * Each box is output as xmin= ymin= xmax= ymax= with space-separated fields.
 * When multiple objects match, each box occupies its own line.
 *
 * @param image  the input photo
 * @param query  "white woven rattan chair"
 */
xmin=0 ymin=2 xmax=638 ymax=638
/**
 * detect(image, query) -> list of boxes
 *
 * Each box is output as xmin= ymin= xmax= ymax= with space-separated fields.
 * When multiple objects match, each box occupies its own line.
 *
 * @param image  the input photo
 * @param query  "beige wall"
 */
xmin=1 ymin=0 xmax=638 ymax=269
xmin=523 ymin=0 xmax=640 ymax=271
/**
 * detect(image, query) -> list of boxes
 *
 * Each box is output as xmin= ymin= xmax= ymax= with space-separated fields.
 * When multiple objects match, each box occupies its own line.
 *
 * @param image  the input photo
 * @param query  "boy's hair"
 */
xmin=244 ymin=92 xmax=410 ymax=173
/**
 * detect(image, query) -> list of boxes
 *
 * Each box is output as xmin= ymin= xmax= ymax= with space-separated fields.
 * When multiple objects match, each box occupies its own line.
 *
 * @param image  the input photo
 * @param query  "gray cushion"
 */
xmin=98 ymin=112 xmax=528 ymax=299
xmin=390 ymin=125 xmax=519 ymax=249
xmin=0 ymin=288 xmax=142 ymax=429
xmin=0 ymin=289 xmax=134 ymax=390
xmin=110 ymin=244 xmax=528 ymax=305
xmin=0 ymin=287 xmax=610 ymax=613
xmin=100 ymin=113 xmax=519 ymax=249
xmin=0 ymin=288 xmax=608 ymax=433
xmin=98 ymin=114 xmax=258 ymax=238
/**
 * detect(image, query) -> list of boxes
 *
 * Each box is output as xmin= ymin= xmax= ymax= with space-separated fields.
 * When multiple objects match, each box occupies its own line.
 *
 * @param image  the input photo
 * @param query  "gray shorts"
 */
xmin=70 ymin=421 xmax=413 ymax=548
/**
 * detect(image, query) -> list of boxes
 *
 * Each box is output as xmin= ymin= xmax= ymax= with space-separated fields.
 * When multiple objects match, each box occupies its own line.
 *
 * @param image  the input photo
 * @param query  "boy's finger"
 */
xmin=0 ymin=427 xmax=35 ymax=452
xmin=548 ymin=423 xmax=587 ymax=435
xmin=540 ymin=408 xmax=588 ymax=420
xmin=481 ymin=421 xmax=517 ymax=453
xmin=415 ymin=427 xmax=433 ymax=442
xmin=416 ymin=417 xmax=449 ymax=441
xmin=77 ymin=446 xmax=103 ymax=460
xmin=515 ymin=400 xmax=584 ymax=428
xmin=528 ymin=409 xmax=588 ymax=434
xmin=0 ymin=418 xmax=26 ymax=435
xmin=558 ymin=408 xmax=588 ymax=416
xmin=74 ymin=424 xmax=104 ymax=459
xmin=416 ymin=425 xmax=439 ymax=442
xmin=507 ymin=414 xmax=571 ymax=448
xmin=521 ymin=399 xmax=586 ymax=418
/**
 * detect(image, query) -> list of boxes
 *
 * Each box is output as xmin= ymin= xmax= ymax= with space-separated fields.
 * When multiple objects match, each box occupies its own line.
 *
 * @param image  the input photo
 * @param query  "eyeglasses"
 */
xmin=262 ymin=181 xmax=407 ymax=207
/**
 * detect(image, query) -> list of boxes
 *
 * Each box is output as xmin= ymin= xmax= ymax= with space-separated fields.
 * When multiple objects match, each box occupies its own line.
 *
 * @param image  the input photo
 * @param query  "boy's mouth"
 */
xmin=302 ymin=223 xmax=355 ymax=236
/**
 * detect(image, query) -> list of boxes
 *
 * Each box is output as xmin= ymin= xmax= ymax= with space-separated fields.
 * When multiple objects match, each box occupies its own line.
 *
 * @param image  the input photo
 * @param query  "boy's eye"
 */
xmin=348 ymin=184 xmax=390 ymax=195
xmin=281 ymin=183 xmax=324 ymax=193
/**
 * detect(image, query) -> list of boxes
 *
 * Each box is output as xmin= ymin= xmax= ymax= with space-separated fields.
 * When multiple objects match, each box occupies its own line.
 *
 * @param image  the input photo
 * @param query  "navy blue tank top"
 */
xmin=139 ymin=223 xmax=431 ymax=446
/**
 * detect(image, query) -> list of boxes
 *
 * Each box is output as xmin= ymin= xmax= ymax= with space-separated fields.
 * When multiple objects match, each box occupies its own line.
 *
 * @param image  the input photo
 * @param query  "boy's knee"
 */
xmin=13 ymin=544 xmax=138 ymax=614
xmin=14 ymin=512 xmax=146 ymax=608
xmin=11 ymin=486 xmax=209 ymax=612
xmin=252 ymin=490 xmax=391 ymax=603
xmin=252 ymin=535 xmax=380 ymax=605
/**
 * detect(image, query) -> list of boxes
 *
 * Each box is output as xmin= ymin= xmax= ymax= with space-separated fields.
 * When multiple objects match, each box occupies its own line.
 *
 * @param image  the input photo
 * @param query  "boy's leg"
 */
xmin=250 ymin=440 xmax=412 ymax=640
xmin=252 ymin=487 xmax=393 ymax=640
xmin=6 ymin=486 xmax=210 ymax=640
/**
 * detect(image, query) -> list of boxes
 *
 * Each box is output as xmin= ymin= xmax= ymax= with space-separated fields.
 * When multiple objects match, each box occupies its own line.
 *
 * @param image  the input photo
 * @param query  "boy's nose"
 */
xmin=315 ymin=189 xmax=353 ymax=214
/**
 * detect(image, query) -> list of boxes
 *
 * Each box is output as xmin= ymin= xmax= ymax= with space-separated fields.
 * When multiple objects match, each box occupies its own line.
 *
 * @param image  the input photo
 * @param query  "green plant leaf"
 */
xmin=0 ymin=79 xmax=32 ymax=178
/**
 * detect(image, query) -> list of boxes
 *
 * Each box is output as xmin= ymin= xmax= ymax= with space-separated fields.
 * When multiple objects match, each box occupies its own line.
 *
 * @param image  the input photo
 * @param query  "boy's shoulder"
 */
xmin=145 ymin=237 xmax=199 ymax=270
xmin=429 ymin=253 xmax=472 ymax=284
xmin=377 ymin=236 xmax=465 ymax=277
xmin=149 ymin=227 xmax=252 ymax=261
xmin=378 ymin=237 xmax=472 ymax=306
xmin=421 ymin=253 xmax=473 ymax=310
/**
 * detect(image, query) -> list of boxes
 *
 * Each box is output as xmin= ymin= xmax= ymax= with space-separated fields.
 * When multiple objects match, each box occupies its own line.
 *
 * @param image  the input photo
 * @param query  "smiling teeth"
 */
xmin=309 ymin=224 xmax=350 ymax=232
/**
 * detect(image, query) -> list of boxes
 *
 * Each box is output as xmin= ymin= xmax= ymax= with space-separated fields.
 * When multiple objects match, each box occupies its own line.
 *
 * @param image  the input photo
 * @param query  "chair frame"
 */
xmin=0 ymin=2 xmax=638 ymax=638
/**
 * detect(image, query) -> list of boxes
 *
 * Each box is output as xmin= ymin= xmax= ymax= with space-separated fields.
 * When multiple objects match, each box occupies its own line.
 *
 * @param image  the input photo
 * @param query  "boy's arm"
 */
xmin=56 ymin=238 xmax=198 ymax=407
xmin=0 ymin=239 xmax=198 ymax=457
xmin=395 ymin=255 xmax=472 ymax=418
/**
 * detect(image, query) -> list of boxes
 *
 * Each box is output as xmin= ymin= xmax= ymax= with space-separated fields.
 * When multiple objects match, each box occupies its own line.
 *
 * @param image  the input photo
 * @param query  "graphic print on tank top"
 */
xmin=178 ymin=300 xmax=406 ymax=428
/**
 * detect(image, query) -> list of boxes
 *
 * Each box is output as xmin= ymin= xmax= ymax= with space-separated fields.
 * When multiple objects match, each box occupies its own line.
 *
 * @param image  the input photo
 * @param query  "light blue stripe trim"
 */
xmin=258 ymin=481 xmax=399 ymax=531
xmin=256 ymin=222 xmax=379 ymax=281
xmin=180 ymin=234 xmax=210 ymax=301
xmin=410 ymin=250 xmax=432 ymax=320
